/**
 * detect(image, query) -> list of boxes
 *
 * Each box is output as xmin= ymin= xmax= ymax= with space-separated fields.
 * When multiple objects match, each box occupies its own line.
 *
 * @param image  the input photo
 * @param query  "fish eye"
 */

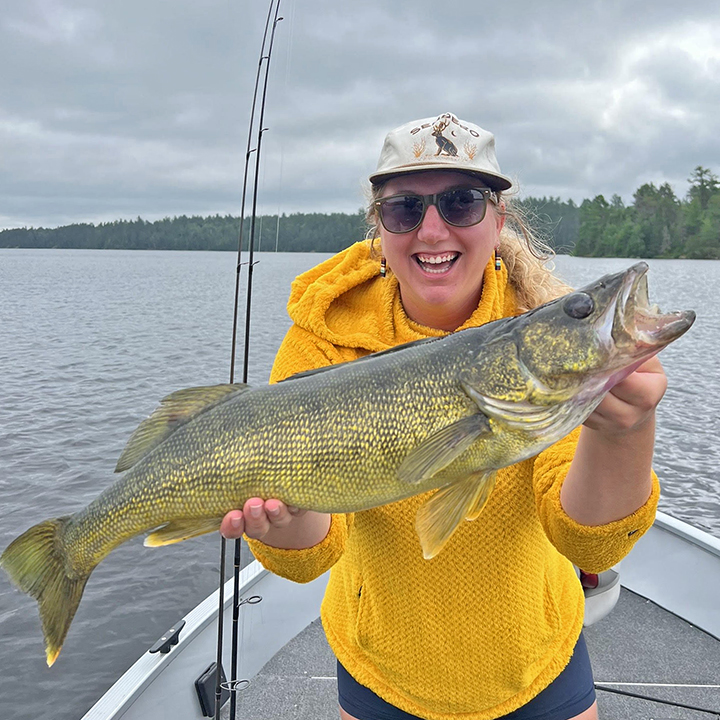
xmin=563 ymin=292 xmax=595 ymax=319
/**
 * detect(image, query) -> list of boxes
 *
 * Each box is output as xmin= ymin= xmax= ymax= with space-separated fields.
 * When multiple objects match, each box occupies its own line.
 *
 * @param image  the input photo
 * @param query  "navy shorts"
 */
xmin=337 ymin=633 xmax=596 ymax=720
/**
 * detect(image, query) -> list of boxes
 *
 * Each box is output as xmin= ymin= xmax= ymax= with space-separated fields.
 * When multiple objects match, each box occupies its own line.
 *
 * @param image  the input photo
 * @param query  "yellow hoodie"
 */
xmin=248 ymin=240 xmax=659 ymax=720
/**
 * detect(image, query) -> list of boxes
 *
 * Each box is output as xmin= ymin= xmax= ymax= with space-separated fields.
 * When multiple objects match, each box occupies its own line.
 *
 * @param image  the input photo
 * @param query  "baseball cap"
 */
xmin=369 ymin=112 xmax=512 ymax=191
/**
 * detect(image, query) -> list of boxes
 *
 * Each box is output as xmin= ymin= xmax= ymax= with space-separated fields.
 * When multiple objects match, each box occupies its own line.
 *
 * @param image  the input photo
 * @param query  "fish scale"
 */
xmin=1 ymin=262 xmax=695 ymax=666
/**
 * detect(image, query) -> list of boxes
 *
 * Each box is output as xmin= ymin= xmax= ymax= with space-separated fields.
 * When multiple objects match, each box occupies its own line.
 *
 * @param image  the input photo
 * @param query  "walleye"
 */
xmin=2 ymin=263 xmax=694 ymax=665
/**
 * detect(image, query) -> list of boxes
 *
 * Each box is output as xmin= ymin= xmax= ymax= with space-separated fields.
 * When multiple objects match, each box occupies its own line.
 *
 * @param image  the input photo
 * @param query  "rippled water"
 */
xmin=0 ymin=249 xmax=717 ymax=720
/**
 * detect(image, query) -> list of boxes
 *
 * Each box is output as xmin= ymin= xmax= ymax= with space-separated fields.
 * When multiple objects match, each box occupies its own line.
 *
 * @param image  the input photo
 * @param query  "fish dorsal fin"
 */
xmin=115 ymin=384 xmax=250 ymax=472
xmin=280 ymin=337 xmax=442 ymax=382
xmin=416 ymin=469 xmax=497 ymax=559
xmin=397 ymin=414 xmax=490 ymax=486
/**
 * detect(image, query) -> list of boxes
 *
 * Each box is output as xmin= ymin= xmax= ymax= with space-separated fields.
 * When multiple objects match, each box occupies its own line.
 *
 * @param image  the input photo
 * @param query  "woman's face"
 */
xmin=379 ymin=170 xmax=505 ymax=331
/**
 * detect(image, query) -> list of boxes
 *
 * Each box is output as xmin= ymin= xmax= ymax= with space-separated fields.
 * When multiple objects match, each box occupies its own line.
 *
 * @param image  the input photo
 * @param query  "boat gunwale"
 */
xmin=653 ymin=510 xmax=720 ymax=558
xmin=81 ymin=560 xmax=268 ymax=719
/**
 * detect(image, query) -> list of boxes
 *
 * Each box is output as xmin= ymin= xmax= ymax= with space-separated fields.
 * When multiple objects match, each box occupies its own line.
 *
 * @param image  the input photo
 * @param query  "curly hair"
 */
xmin=365 ymin=180 xmax=570 ymax=313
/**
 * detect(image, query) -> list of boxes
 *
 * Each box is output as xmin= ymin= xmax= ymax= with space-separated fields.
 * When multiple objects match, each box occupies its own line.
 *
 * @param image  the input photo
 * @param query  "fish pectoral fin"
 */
xmin=462 ymin=381 xmax=571 ymax=435
xmin=397 ymin=414 xmax=490 ymax=485
xmin=144 ymin=518 xmax=223 ymax=547
xmin=416 ymin=470 xmax=497 ymax=560
xmin=116 ymin=384 xmax=251 ymax=473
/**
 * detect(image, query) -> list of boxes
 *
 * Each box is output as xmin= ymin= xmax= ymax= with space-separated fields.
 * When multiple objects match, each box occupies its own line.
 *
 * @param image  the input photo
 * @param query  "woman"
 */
xmin=220 ymin=113 xmax=666 ymax=720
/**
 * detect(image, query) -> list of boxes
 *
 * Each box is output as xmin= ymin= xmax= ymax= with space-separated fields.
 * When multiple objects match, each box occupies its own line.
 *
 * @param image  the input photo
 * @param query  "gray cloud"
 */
xmin=1 ymin=0 xmax=719 ymax=229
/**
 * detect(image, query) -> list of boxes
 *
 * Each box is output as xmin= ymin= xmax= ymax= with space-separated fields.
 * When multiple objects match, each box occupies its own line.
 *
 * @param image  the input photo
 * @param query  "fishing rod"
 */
xmin=215 ymin=2 xmax=284 ymax=720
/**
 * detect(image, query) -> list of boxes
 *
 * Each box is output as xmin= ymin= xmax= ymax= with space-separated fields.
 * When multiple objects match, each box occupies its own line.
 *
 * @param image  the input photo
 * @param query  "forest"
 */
xmin=1 ymin=167 xmax=718 ymax=258
xmin=521 ymin=166 xmax=720 ymax=258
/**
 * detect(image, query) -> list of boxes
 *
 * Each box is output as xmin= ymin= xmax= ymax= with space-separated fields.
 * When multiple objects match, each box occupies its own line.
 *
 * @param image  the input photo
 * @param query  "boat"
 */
xmin=81 ymin=509 xmax=720 ymax=719
xmin=77 ymin=5 xmax=720 ymax=716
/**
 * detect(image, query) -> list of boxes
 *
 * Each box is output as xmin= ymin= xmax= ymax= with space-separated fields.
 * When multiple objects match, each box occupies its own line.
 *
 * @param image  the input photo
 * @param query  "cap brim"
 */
xmin=368 ymin=164 xmax=513 ymax=192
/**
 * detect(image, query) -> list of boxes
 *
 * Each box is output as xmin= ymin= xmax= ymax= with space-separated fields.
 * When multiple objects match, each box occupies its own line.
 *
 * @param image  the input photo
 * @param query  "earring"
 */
xmin=494 ymin=248 xmax=502 ymax=271
xmin=380 ymin=256 xmax=387 ymax=277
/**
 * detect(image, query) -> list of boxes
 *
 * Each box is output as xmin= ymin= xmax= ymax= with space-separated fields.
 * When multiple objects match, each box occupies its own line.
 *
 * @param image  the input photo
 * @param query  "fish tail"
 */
xmin=1 ymin=516 xmax=92 ymax=666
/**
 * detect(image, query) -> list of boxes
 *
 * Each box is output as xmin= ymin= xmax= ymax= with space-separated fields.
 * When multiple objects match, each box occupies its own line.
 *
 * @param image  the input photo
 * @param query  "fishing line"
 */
xmin=596 ymin=682 xmax=720 ymax=688
xmin=274 ymin=0 xmax=295 ymax=253
xmin=274 ymin=140 xmax=284 ymax=252
xmin=592 ymin=587 xmax=720 ymax=716
xmin=595 ymin=684 xmax=720 ymax=716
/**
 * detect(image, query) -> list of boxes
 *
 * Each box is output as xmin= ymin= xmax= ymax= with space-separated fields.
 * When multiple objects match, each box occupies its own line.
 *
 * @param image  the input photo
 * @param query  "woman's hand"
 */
xmin=219 ymin=499 xmax=331 ymax=550
xmin=220 ymin=498 xmax=306 ymax=540
xmin=561 ymin=356 xmax=667 ymax=526
xmin=583 ymin=355 xmax=667 ymax=436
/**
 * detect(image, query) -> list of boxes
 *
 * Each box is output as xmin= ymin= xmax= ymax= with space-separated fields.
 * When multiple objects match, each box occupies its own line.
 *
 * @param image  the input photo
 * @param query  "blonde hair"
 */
xmin=365 ymin=179 xmax=570 ymax=313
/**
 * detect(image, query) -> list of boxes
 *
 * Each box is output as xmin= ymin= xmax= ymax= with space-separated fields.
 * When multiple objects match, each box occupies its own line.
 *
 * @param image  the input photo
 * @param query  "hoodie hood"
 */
xmin=286 ymin=240 xmax=515 ymax=354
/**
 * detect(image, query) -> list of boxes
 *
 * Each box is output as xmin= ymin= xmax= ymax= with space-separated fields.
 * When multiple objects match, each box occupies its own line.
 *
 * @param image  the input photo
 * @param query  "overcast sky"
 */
xmin=2 ymin=0 xmax=719 ymax=230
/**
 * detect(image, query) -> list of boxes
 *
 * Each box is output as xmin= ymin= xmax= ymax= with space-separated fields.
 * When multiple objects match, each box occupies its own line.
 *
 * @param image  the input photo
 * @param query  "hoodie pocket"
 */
xmin=354 ymin=580 xmax=371 ymax=648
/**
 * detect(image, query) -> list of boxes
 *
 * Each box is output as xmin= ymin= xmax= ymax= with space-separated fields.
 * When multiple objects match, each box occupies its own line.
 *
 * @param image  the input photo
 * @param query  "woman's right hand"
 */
xmin=220 ymin=498 xmax=331 ymax=550
xmin=220 ymin=498 xmax=306 ymax=540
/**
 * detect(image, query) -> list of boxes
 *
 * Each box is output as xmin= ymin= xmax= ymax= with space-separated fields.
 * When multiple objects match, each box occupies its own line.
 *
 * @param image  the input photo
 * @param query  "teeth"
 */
xmin=416 ymin=253 xmax=458 ymax=265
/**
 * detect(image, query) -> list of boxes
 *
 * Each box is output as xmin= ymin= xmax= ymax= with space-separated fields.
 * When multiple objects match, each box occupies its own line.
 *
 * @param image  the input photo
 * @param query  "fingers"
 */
xmin=608 ymin=357 xmax=667 ymax=409
xmin=219 ymin=499 xmax=303 ymax=540
xmin=585 ymin=391 xmax=648 ymax=433
xmin=634 ymin=354 xmax=664 ymax=374
xmin=585 ymin=358 xmax=668 ymax=435
xmin=219 ymin=510 xmax=244 ymax=540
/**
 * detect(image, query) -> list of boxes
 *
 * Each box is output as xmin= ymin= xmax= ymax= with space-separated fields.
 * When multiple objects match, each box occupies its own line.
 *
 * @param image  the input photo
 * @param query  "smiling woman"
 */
xmin=366 ymin=117 xmax=571 ymax=320
xmin=218 ymin=112 xmax=671 ymax=720
xmin=373 ymin=173 xmax=505 ymax=331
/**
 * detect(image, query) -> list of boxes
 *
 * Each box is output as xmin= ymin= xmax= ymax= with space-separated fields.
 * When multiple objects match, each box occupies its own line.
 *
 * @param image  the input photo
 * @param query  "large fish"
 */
xmin=2 ymin=262 xmax=694 ymax=665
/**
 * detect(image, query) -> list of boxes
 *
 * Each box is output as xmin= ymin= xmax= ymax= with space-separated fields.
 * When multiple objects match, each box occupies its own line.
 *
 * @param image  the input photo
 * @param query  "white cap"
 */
xmin=369 ymin=112 xmax=512 ymax=191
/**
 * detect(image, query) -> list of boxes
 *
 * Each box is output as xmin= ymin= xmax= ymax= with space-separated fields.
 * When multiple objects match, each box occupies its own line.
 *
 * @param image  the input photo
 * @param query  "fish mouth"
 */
xmin=597 ymin=262 xmax=695 ymax=382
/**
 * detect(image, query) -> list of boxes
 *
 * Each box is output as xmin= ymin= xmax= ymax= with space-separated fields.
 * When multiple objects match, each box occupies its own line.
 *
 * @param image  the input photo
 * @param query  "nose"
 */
xmin=416 ymin=203 xmax=450 ymax=244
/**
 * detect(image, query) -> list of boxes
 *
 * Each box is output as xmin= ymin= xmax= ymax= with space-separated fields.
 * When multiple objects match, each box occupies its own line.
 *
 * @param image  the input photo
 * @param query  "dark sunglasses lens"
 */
xmin=438 ymin=188 xmax=487 ymax=226
xmin=380 ymin=195 xmax=424 ymax=233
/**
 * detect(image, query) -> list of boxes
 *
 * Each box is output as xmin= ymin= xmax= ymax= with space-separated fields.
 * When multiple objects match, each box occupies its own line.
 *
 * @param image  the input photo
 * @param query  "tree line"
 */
xmin=1 ymin=167 xmax=718 ymax=258
xmin=0 ymin=211 xmax=368 ymax=253
xmin=520 ymin=166 xmax=720 ymax=259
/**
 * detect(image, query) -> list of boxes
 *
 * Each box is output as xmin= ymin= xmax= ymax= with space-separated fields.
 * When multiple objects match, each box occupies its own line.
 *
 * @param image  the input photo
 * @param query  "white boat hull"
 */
xmin=83 ymin=510 xmax=720 ymax=719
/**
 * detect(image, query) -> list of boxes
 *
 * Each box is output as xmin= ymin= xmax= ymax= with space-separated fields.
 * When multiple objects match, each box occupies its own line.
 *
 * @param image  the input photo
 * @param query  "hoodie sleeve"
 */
xmin=533 ymin=428 xmax=660 ymax=573
xmin=245 ymin=324 xmax=357 ymax=583
xmin=246 ymin=513 xmax=352 ymax=584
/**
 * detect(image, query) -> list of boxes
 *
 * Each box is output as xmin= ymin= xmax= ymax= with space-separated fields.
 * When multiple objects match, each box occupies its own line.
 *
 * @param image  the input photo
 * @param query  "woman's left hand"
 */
xmin=583 ymin=355 xmax=667 ymax=437
xmin=561 ymin=355 xmax=667 ymax=526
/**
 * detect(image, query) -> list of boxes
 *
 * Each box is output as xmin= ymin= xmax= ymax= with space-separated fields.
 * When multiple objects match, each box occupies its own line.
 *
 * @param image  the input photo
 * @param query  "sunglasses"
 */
xmin=374 ymin=187 xmax=496 ymax=234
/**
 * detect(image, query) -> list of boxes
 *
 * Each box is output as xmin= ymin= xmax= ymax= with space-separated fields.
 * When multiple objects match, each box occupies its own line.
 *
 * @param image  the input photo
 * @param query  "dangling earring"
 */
xmin=494 ymin=247 xmax=502 ymax=271
xmin=380 ymin=256 xmax=387 ymax=277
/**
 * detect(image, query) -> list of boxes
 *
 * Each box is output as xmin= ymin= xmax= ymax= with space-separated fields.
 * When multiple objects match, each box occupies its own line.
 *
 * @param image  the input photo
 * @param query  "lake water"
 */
xmin=0 ymin=249 xmax=718 ymax=720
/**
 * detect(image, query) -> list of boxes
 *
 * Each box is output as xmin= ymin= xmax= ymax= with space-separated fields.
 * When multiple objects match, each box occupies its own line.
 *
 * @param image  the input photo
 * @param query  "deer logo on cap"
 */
xmin=432 ymin=115 xmax=459 ymax=157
